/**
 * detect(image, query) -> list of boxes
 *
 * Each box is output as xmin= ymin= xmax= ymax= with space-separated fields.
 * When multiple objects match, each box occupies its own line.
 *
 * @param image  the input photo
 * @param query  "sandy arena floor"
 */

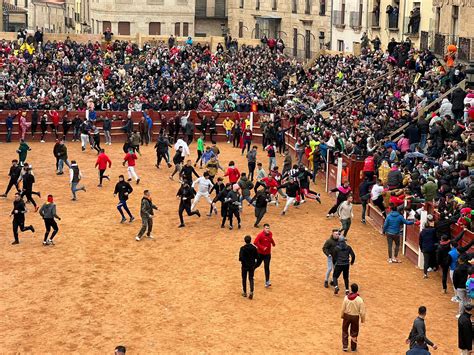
xmin=0 ymin=140 xmax=460 ymax=354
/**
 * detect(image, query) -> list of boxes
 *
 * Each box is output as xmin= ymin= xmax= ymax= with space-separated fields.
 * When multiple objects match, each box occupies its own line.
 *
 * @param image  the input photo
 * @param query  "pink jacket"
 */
xmin=397 ymin=137 xmax=410 ymax=153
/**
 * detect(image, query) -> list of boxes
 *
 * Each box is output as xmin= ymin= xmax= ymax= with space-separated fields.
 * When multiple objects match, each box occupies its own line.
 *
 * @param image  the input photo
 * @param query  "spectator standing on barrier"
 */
xmin=407 ymin=306 xmax=438 ymax=351
xmin=383 ymin=204 xmax=414 ymax=263
xmin=419 ymin=215 xmax=438 ymax=279
xmin=341 ymin=283 xmax=366 ymax=352
xmin=322 ymin=229 xmax=340 ymax=289
xmin=371 ymin=179 xmax=386 ymax=218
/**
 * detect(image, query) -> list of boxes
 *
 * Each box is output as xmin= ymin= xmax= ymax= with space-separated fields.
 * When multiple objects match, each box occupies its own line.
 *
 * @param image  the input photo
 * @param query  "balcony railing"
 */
xmin=387 ymin=13 xmax=399 ymax=30
xmin=349 ymin=11 xmax=362 ymax=30
xmin=333 ymin=10 xmax=345 ymax=28
xmin=370 ymin=12 xmax=380 ymax=28
xmin=404 ymin=16 xmax=421 ymax=36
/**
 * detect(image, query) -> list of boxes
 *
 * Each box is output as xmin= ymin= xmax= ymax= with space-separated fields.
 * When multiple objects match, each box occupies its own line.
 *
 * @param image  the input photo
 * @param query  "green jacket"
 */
xmin=421 ymin=181 xmax=437 ymax=201
xmin=17 ymin=142 xmax=30 ymax=161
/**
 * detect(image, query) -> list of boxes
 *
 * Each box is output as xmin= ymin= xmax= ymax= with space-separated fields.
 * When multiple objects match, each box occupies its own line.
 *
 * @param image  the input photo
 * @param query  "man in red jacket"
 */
xmin=254 ymin=223 xmax=275 ymax=287
xmin=224 ymin=161 xmax=241 ymax=184
xmin=95 ymin=148 xmax=112 ymax=187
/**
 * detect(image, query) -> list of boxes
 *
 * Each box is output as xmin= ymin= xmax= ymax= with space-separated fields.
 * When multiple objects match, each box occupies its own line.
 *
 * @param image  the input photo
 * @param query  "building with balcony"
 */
xmin=227 ymin=0 xmax=330 ymax=59
xmin=3 ymin=0 xmax=28 ymax=32
xmin=330 ymin=0 xmax=366 ymax=52
xmin=427 ymin=1 xmax=474 ymax=63
xmin=366 ymin=0 xmax=432 ymax=50
xmin=195 ymin=0 xmax=227 ymax=37
xmin=89 ymin=0 xmax=195 ymax=37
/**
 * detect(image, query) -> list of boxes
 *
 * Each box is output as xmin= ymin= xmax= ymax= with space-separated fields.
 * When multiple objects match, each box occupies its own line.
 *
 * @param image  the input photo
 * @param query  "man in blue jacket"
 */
xmin=383 ymin=203 xmax=414 ymax=263
xmin=6 ymin=114 xmax=13 ymax=142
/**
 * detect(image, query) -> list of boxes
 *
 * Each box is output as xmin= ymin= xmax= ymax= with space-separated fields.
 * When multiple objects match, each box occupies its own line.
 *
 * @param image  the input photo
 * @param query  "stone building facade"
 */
xmin=89 ymin=0 xmax=196 ymax=37
xmin=227 ymin=0 xmax=330 ymax=59
xmin=29 ymin=0 xmax=66 ymax=33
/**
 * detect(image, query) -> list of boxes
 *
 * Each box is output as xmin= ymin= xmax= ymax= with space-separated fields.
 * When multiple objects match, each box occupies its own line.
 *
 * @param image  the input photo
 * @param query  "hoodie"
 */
xmin=225 ymin=166 xmax=241 ymax=184
xmin=439 ymin=98 xmax=453 ymax=119
xmin=238 ymin=176 xmax=254 ymax=198
xmin=383 ymin=211 xmax=414 ymax=235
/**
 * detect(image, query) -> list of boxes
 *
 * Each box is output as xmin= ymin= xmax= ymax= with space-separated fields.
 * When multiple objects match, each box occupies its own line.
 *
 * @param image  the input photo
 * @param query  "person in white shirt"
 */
xmin=370 ymin=179 xmax=386 ymax=218
xmin=337 ymin=195 xmax=354 ymax=237
xmin=174 ymin=138 xmax=190 ymax=157
xmin=191 ymin=172 xmax=216 ymax=212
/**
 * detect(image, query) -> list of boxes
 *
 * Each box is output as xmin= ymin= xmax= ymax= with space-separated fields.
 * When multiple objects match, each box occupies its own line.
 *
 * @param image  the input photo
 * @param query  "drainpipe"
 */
xmin=329 ymin=0 xmax=334 ymax=50
xmin=401 ymin=0 xmax=407 ymax=41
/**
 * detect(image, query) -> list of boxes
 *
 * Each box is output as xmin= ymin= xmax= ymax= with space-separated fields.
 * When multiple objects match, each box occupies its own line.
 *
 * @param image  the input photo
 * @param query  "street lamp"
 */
xmin=466 ymin=61 xmax=474 ymax=89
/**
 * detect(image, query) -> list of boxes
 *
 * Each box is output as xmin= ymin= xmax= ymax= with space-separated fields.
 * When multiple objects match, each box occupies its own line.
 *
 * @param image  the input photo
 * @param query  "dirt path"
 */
xmin=0 ymin=141 xmax=459 ymax=353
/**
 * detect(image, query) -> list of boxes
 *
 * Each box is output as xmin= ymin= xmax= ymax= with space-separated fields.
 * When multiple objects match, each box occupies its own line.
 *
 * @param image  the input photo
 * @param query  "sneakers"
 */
xmin=178 ymin=224 xmax=185 ymax=228
xmin=196 ymin=210 xmax=201 ymax=218
xmin=238 ymin=223 xmax=241 ymax=229
xmin=324 ymin=280 xmax=329 ymax=288
xmin=30 ymin=225 xmax=35 ymax=233
xmin=229 ymin=225 xmax=233 ymax=230
xmin=326 ymin=213 xmax=333 ymax=218
xmin=248 ymin=292 xmax=253 ymax=300
xmin=146 ymin=235 xmax=154 ymax=239
xmin=242 ymin=292 xmax=247 ymax=298
xmin=135 ymin=236 xmax=141 ymax=241
xmin=316 ymin=194 xmax=322 ymax=204
xmin=281 ymin=211 xmax=286 ymax=215
xmin=130 ymin=217 xmax=135 ymax=223
xmin=120 ymin=217 xmax=127 ymax=223
xmin=423 ymin=274 xmax=428 ymax=279
xmin=213 ymin=207 xmax=218 ymax=215
xmin=345 ymin=289 xmax=349 ymax=295
xmin=43 ymin=241 xmax=50 ymax=246
xmin=97 ymin=184 xmax=102 ymax=187
xmin=361 ymin=219 xmax=366 ymax=224
xmin=451 ymin=296 xmax=460 ymax=303
xmin=254 ymin=223 xmax=259 ymax=228
xmin=265 ymin=280 xmax=271 ymax=288
xmin=334 ymin=286 xmax=339 ymax=295
xmin=427 ymin=267 xmax=433 ymax=272
xmin=388 ymin=258 xmax=393 ymax=263
xmin=329 ymin=281 xmax=334 ymax=286
xmin=11 ymin=240 xmax=19 ymax=245
xmin=127 ymin=178 xmax=132 ymax=182
xmin=136 ymin=178 xmax=140 ymax=185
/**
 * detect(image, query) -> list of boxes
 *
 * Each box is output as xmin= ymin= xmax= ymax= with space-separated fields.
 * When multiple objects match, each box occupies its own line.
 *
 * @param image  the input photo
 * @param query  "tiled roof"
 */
xmin=2 ymin=1 xmax=28 ymax=13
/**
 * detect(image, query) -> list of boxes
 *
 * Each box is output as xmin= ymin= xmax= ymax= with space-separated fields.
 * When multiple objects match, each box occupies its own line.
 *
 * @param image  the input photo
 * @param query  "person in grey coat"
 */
xmin=39 ymin=195 xmax=61 ymax=246
xmin=136 ymin=190 xmax=158 ymax=241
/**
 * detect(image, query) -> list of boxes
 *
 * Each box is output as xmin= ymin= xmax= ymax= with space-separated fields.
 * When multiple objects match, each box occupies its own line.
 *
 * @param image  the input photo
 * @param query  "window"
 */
xmin=305 ymin=30 xmax=311 ymax=59
xmin=305 ymin=0 xmax=311 ymax=15
xmin=337 ymin=40 xmax=344 ymax=52
xmin=118 ymin=21 xmax=130 ymax=35
xmin=239 ymin=0 xmax=244 ymax=8
xmin=341 ymin=0 xmax=345 ymax=24
xmin=435 ymin=7 xmax=440 ymax=33
xmin=319 ymin=0 xmax=325 ymax=15
xmin=175 ymin=22 xmax=181 ymax=36
xmin=183 ymin=22 xmax=189 ymax=36
xmin=196 ymin=0 xmax=207 ymax=17
xmin=452 ymin=5 xmax=459 ymax=37
xmin=149 ymin=22 xmax=161 ymax=35
xmin=255 ymin=23 xmax=260 ymax=38
xmin=293 ymin=28 xmax=298 ymax=57
xmin=256 ymin=0 xmax=260 ymax=10
xmin=292 ymin=0 xmax=297 ymax=13
xmin=103 ymin=21 xmax=111 ymax=33
xmin=215 ymin=0 xmax=226 ymax=17
xmin=238 ymin=21 xmax=243 ymax=38
xmin=272 ymin=0 xmax=277 ymax=11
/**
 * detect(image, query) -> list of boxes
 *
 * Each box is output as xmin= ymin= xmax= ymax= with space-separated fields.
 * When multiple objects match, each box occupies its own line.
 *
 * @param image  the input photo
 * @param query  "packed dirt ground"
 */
xmin=0 ymin=141 xmax=460 ymax=353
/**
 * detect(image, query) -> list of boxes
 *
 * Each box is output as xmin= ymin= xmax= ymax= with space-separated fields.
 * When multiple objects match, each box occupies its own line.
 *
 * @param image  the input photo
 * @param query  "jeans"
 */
xmin=455 ymin=288 xmax=469 ymax=315
xmin=269 ymin=157 xmax=276 ymax=171
xmin=71 ymin=182 xmax=85 ymax=199
xmin=248 ymin=161 xmax=256 ymax=181
xmin=73 ymin=127 xmax=80 ymax=141
xmin=58 ymin=159 xmax=71 ymax=173
xmin=341 ymin=218 xmax=352 ymax=237
xmin=420 ymin=134 xmax=427 ymax=150
xmin=255 ymin=254 xmax=271 ymax=282
xmin=6 ymin=128 xmax=12 ymax=142
xmin=104 ymin=130 xmax=112 ymax=144
xmin=117 ymin=200 xmax=133 ymax=219
xmin=325 ymin=255 xmax=333 ymax=282
xmin=386 ymin=233 xmax=400 ymax=259
xmin=241 ymin=266 xmax=255 ymax=293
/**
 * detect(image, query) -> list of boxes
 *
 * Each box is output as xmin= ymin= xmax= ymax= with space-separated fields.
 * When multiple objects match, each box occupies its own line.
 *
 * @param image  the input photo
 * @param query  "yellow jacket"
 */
xmin=341 ymin=295 xmax=366 ymax=323
xmin=223 ymin=119 xmax=235 ymax=131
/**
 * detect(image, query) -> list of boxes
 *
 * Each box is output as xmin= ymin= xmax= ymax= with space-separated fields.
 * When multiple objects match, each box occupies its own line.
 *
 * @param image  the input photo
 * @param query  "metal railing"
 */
xmin=404 ymin=16 xmax=420 ymax=36
xmin=387 ymin=13 xmax=399 ymax=30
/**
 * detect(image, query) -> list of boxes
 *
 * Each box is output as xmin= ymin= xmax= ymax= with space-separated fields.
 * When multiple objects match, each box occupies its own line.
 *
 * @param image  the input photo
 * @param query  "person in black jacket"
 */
xmin=406 ymin=306 xmax=437 ymax=350
xmin=332 ymin=236 xmax=355 ymax=295
xmin=114 ymin=175 xmax=135 ymax=223
xmin=154 ymin=134 xmax=172 ymax=168
xmin=226 ymin=185 xmax=242 ymax=230
xmin=1 ymin=160 xmax=22 ymax=197
xmin=170 ymin=147 xmax=185 ymax=180
xmin=436 ymin=234 xmax=452 ymax=293
xmin=458 ymin=303 xmax=473 ymax=354
xmin=180 ymin=160 xmax=199 ymax=185
xmin=214 ymin=183 xmax=232 ymax=228
xmin=177 ymin=182 xmax=201 ymax=227
xmin=10 ymin=192 xmax=35 ymax=244
xmin=322 ymin=229 xmax=340 ymax=288
xmin=453 ymin=255 xmax=470 ymax=317
xmin=419 ymin=217 xmax=438 ymax=278
xmin=239 ymin=235 xmax=258 ymax=299
xmin=359 ymin=177 xmax=375 ymax=224
xmin=20 ymin=166 xmax=40 ymax=211
xmin=250 ymin=187 xmax=271 ymax=227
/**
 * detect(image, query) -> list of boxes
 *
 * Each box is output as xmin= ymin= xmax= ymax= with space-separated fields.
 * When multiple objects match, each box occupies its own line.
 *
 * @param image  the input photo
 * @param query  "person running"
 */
xmin=170 ymin=146 xmax=185 ymax=180
xmin=327 ymin=181 xmax=351 ymax=217
xmin=279 ymin=176 xmax=301 ymax=215
xmin=223 ymin=117 xmax=235 ymax=143
xmin=383 ymin=203 xmax=414 ymax=263
xmin=56 ymin=139 xmax=70 ymax=175
xmin=246 ymin=146 xmax=257 ymax=181
xmin=20 ymin=166 xmax=40 ymax=212
xmin=209 ymin=177 xmax=225 ymax=216
xmin=265 ymin=142 xmax=277 ymax=171
xmin=226 ymin=184 xmax=242 ymax=230
xmin=123 ymin=148 xmax=140 ymax=184
xmin=214 ymin=183 xmax=232 ymax=227
xmin=194 ymin=134 xmax=205 ymax=168
xmin=406 ymin=306 xmax=438 ymax=351
xmin=201 ymin=146 xmax=215 ymax=167
xmin=256 ymin=162 xmax=266 ymax=181
xmin=205 ymin=155 xmax=223 ymax=183
xmin=177 ymin=182 xmax=201 ymax=227
xmin=135 ymin=190 xmax=158 ymax=241
xmin=337 ymin=195 xmax=354 ymax=237
xmin=113 ymin=175 xmax=135 ymax=223
xmin=39 ymin=195 xmax=61 ymax=246
xmin=154 ymin=133 xmax=172 ymax=169
xmin=95 ymin=149 xmax=112 ymax=187
xmin=332 ymin=236 xmax=356 ymax=295
xmin=224 ymin=161 xmax=241 ymax=185
xmin=17 ymin=139 xmax=31 ymax=166
xmin=1 ymin=160 xmax=22 ymax=197
xmin=341 ymin=283 xmax=366 ymax=352
xmin=250 ymin=187 xmax=271 ymax=227
xmin=69 ymin=160 xmax=86 ymax=201
xmin=180 ymin=160 xmax=199 ymax=185
xmin=323 ymin=229 xmax=340 ymax=288
xmin=239 ymin=235 xmax=258 ymax=299
xmin=191 ymin=172 xmax=216 ymax=212
xmin=254 ymin=175 xmax=279 ymax=206
xmin=80 ymin=119 xmax=91 ymax=151
xmin=296 ymin=165 xmax=321 ymax=203
xmin=10 ymin=192 xmax=35 ymax=245
xmin=254 ymin=224 xmax=275 ymax=288
xmin=238 ymin=173 xmax=254 ymax=206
